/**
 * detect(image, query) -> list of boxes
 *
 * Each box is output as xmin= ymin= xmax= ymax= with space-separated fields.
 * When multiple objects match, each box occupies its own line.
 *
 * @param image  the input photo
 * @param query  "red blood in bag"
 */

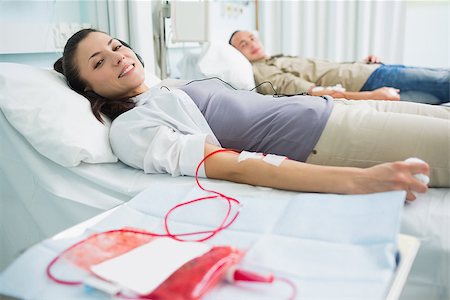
xmin=145 ymin=246 xmax=243 ymax=300
xmin=61 ymin=230 xmax=155 ymax=271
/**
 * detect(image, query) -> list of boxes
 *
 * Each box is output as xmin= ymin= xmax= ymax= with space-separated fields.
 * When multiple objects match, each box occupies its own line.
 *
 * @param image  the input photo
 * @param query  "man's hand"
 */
xmin=364 ymin=55 xmax=381 ymax=64
xmin=369 ymin=87 xmax=400 ymax=101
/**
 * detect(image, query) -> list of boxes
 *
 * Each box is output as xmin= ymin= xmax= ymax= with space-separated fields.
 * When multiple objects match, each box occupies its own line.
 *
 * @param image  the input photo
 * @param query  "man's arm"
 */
xmin=253 ymin=58 xmax=400 ymax=100
xmin=253 ymin=63 xmax=315 ymax=95
xmin=308 ymin=87 xmax=400 ymax=101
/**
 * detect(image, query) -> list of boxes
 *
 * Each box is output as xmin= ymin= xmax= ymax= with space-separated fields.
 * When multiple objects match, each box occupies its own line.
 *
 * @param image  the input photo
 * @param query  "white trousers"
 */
xmin=306 ymin=100 xmax=450 ymax=187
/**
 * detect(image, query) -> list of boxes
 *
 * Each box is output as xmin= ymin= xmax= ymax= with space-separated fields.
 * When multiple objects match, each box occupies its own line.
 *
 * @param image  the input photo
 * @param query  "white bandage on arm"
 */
xmin=238 ymin=151 xmax=264 ymax=162
xmin=238 ymin=151 xmax=286 ymax=166
xmin=262 ymin=154 xmax=287 ymax=166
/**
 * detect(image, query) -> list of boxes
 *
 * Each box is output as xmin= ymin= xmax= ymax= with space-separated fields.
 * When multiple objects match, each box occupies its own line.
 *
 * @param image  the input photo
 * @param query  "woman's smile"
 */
xmin=119 ymin=63 xmax=135 ymax=78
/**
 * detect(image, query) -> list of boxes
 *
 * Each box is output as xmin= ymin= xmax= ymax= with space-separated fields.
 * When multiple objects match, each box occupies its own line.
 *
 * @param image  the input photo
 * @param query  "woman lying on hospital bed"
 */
xmin=54 ymin=29 xmax=450 ymax=201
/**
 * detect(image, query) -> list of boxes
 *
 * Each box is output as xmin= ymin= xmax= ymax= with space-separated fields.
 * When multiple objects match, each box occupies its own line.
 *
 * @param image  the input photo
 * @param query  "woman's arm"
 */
xmin=203 ymin=144 xmax=429 ymax=201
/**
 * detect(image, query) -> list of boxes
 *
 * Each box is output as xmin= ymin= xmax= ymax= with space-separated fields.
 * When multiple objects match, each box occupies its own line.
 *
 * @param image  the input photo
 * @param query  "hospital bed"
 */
xmin=0 ymin=62 xmax=449 ymax=299
xmin=177 ymin=42 xmax=450 ymax=106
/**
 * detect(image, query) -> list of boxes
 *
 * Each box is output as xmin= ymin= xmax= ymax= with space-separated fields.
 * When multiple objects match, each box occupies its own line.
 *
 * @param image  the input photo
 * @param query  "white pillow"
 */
xmin=0 ymin=62 xmax=118 ymax=167
xmin=198 ymin=42 xmax=256 ymax=90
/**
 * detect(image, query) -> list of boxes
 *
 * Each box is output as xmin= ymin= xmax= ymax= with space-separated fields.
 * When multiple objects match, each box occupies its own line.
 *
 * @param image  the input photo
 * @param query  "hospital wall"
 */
xmin=0 ymin=1 xmax=99 ymax=68
xmin=402 ymin=1 xmax=449 ymax=68
xmin=0 ymin=1 xmax=448 ymax=71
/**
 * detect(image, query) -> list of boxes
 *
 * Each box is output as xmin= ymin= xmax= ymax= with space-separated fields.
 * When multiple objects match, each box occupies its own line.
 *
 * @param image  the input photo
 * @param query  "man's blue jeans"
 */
xmin=361 ymin=64 xmax=450 ymax=104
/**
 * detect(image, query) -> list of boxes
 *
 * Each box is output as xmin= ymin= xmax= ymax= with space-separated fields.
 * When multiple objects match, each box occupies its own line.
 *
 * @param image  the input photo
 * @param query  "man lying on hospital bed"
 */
xmin=229 ymin=30 xmax=450 ymax=104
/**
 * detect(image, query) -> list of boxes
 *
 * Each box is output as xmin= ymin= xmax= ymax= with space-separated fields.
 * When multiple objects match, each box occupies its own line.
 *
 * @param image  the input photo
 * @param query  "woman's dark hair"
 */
xmin=54 ymin=28 xmax=145 ymax=123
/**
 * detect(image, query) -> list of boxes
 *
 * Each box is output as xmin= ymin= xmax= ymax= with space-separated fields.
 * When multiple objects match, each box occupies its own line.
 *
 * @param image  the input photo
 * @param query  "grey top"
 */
xmin=180 ymin=79 xmax=334 ymax=162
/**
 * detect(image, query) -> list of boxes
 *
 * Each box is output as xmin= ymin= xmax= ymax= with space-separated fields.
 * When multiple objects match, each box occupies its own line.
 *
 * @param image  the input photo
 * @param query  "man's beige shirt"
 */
xmin=252 ymin=55 xmax=380 ymax=95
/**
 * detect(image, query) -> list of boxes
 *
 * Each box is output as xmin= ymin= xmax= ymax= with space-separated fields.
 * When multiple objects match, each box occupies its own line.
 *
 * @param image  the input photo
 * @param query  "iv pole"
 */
xmin=159 ymin=1 xmax=170 ymax=79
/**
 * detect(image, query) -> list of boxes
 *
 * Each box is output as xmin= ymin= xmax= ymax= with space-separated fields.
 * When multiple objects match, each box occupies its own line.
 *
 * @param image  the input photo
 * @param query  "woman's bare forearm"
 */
xmin=203 ymin=144 xmax=429 ymax=200
xmin=203 ymin=144 xmax=359 ymax=194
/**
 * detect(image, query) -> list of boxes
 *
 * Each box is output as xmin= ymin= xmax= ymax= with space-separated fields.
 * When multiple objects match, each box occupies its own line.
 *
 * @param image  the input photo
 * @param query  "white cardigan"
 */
xmin=109 ymin=87 xmax=220 ymax=177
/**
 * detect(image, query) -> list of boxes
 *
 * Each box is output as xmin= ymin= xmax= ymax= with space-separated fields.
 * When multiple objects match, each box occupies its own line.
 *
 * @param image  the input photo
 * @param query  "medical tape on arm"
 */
xmin=238 ymin=151 xmax=286 ymax=166
xmin=263 ymin=154 xmax=287 ymax=166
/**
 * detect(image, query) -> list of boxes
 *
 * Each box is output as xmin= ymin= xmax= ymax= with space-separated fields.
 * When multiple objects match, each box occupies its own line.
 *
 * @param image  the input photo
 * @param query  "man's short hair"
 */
xmin=228 ymin=30 xmax=240 ymax=46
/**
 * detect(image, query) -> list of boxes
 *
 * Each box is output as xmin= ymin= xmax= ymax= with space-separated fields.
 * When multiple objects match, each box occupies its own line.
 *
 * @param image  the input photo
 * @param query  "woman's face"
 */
xmin=76 ymin=31 xmax=148 ymax=99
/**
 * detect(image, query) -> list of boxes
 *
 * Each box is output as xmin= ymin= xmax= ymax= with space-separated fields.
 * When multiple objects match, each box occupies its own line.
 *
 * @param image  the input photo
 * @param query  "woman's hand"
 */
xmin=353 ymin=161 xmax=430 ymax=201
